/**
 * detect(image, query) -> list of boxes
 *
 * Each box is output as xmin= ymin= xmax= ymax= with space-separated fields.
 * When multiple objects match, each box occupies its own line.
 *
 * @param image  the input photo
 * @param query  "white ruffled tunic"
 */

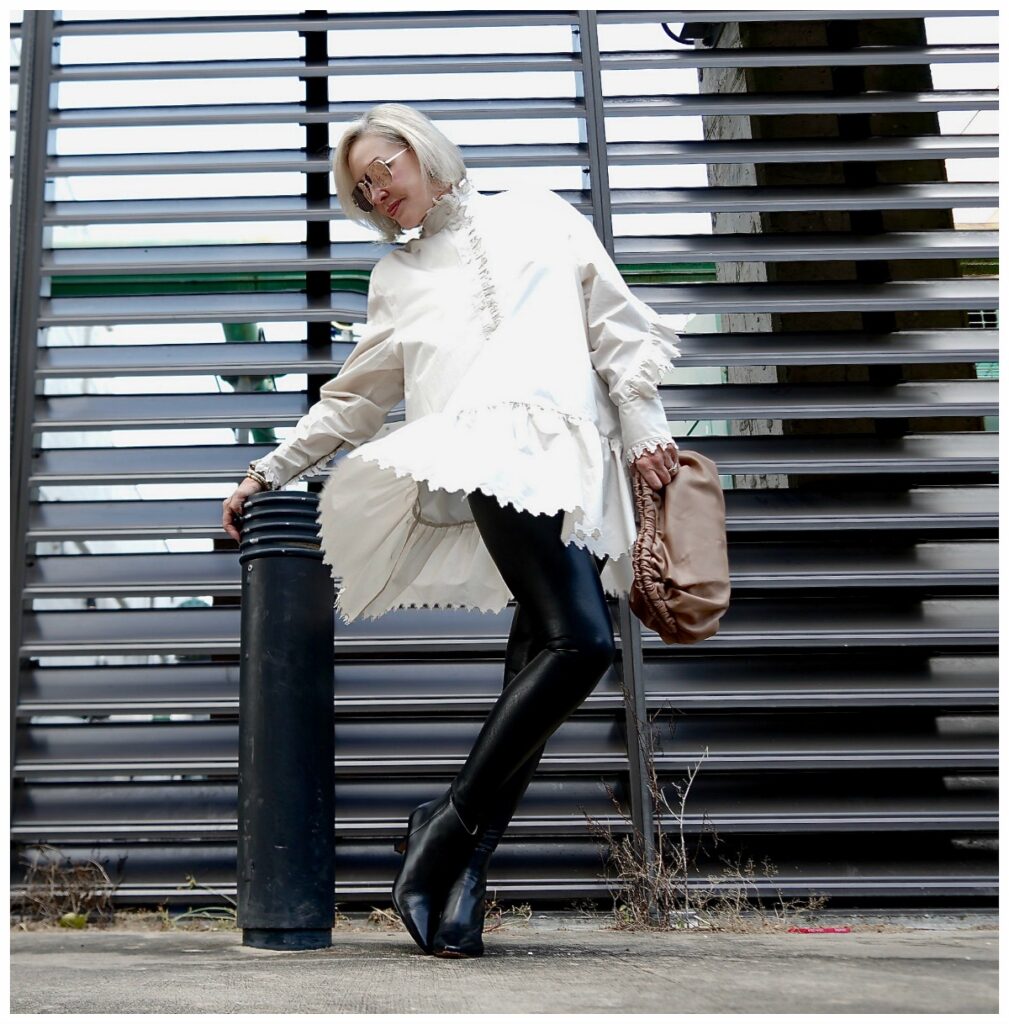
xmin=251 ymin=179 xmax=683 ymax=623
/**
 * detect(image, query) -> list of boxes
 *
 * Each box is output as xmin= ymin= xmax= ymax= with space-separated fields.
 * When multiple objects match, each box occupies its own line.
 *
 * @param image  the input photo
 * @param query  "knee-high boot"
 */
xmin=433 ymin=555 xmax=610 ymax=959
xmin=391 ymin=606 xmax=540 ymax=956
xmin=447 ymin=538 xmax=613 ymax=835
xmin=408 ymin=650 xmax=604 ymax=959
xmin=393 ymin=496 xmax=612 ymax=956
xmin=432 ymin=606 xmax=545 ymax=958
xmin=430 ymin=740 xmax=544 ymax=957
xmin=448 ymin=640 xmax=613 ymax=834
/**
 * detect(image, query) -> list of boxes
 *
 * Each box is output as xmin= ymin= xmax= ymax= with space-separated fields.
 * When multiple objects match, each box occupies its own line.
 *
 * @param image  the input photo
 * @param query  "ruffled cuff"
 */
xmin=610 ymin=331 xmax=677 ymax=407
xmin=612 ymin=331 xmax=677 ymax=466
xmin=625 ymin=434 xmax=678 ymax=466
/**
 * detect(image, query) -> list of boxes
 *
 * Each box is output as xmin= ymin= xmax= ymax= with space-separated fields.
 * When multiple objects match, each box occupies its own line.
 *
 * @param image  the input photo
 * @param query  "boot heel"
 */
xmin=393 ymin=803 xmax=425 ymax=856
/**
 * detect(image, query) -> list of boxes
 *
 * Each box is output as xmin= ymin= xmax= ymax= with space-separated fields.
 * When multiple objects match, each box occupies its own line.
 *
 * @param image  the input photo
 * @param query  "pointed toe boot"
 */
xmin=431 ymin=823 xmax=503 ymax=958
xmin=391 ymin=789 xmax=480 ymax=954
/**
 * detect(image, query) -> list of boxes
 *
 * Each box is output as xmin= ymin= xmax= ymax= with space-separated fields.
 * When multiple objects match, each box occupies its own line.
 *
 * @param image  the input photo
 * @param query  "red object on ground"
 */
xmin=787 ymin=926 xmax=852 ymax=933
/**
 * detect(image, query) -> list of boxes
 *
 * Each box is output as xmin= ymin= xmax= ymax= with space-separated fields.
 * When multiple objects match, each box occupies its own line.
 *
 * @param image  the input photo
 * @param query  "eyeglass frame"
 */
xmin=351 ymin=145 xmax=410 ymax=212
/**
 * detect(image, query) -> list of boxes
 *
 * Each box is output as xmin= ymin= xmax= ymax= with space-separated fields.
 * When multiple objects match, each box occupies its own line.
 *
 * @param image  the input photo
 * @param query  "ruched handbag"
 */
xmin=629 ymin=448 xmax=731 ymax=644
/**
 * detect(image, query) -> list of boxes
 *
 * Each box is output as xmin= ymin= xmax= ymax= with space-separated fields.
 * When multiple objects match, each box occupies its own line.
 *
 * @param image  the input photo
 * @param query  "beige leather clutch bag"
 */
xmin=629 ymin=448 xmax=731 ymax=644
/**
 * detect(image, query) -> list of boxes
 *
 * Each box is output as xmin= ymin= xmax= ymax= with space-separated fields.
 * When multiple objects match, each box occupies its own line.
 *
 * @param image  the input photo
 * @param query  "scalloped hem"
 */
xmin=314 ymin=403 xmax=639 ymax=624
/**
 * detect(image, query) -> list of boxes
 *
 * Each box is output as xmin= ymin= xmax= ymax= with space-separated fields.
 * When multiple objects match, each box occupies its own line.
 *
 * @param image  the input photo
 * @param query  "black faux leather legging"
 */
xmin=449 ymin=487 xmax=614 ymax=835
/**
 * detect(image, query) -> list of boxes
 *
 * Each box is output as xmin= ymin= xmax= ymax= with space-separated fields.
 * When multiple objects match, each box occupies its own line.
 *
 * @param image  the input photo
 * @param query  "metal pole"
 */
xmin=236 ymin=491 xmax=336 ymax=950
xmin=617 ymin=601 xmax=660 ymax=923
xmin=10 ymin=12 xmax=55 ymax=792
xmin=576 ymin=7 xmax=659 ymax=918
xmin=574 ymin=9 xmax=615 ymax=251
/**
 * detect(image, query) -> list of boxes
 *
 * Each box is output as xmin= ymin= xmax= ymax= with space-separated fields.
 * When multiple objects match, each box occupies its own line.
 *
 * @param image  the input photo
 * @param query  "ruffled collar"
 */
xmin=417 ymin=176 xmax=477 ymax=238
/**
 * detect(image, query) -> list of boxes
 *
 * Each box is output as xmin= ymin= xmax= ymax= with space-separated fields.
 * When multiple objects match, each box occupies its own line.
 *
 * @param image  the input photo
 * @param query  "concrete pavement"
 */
xmin=9 ymin=914 xmax=998 ymax=1014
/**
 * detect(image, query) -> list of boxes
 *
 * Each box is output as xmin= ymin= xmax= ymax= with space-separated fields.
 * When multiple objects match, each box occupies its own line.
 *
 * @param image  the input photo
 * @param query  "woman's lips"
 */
xmin=389 ymin=198 xmax=403 ymax=216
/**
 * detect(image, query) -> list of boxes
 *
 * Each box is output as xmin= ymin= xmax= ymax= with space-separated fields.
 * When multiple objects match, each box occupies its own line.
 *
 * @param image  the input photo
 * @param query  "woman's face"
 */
xmin=347 ymin=134 xmax=447 ymax=231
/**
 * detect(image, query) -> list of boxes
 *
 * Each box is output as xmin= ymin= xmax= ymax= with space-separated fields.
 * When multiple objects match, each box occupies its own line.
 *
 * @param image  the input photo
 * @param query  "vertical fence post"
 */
xmin=576 ymin=7 xmax=659 ymax=918
xmin=574 ymin=9 xmax=615 ymax=250
xmin=237 ymin=490 xmax=336 ymax=950
xmin=10 ymin=12 xmax=55 ymax=796
xmin=617 ymin=602 xmax=660 ymax=923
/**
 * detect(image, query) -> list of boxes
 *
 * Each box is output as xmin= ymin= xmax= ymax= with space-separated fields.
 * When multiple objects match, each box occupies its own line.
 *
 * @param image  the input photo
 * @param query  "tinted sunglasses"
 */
xmin=351 ymin=146 xmax=409 ymax=213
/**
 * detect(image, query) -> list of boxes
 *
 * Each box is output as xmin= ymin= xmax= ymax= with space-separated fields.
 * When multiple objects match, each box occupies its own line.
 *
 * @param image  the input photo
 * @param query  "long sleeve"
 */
xmin=538 ymin=188 xmax=682 ymax=465
xmin=249 ymin=258 xmax=405 ymax=489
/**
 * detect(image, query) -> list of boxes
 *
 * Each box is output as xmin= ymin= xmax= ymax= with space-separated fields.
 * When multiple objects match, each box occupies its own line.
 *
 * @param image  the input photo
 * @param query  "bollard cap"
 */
xmin=239 ymin=491 xmax=323 ymax=564
xmin=244 ymin=491 xmax=321 ymax=512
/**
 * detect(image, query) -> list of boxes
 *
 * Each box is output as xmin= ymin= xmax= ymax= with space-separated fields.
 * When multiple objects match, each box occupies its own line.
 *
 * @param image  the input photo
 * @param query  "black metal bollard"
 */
xmin=236 ymin=490 xmax=335 ymax=950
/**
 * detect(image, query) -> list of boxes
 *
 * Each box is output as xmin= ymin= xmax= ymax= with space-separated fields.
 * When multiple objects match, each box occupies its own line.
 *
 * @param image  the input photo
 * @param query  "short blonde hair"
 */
xmin=332 ymin=103 xmax=468 ymax=245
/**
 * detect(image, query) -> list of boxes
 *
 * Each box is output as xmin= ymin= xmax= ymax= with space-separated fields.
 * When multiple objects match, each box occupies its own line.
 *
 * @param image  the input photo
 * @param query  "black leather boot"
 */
xmin=432 ymin=597 xmax=547 ymax=958
xmin=448 ymin=497 xmax=613 ymax=831
xmin=414 ymin=496 xmax=612 ymax=958
xmin=432 ymin=733 xmax=547 ymax=958
xmin=430 ymin=821 xmax=504 ymax=958
xmin=391 ymin=788 xmax=480 ymax=954
xmin=431 ymin=545 xmax=612 ymax=959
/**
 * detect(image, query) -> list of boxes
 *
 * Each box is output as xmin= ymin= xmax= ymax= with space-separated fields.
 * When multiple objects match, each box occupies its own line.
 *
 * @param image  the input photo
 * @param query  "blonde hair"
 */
xmin=332 ymin=103 xmax=468 ymax=244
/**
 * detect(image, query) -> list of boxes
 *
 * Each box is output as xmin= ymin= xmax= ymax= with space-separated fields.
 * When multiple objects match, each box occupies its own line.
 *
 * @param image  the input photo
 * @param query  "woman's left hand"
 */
xmin=632 ymin=442 xmax=679 ymax=491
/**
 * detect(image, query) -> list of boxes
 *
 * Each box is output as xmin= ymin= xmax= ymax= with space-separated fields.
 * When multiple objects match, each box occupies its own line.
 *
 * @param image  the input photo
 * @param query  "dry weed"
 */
xmin=156 ymin=874 xmax=238 ymax=929
xmin=583 ymin=688 xmax=829 ymax=932
xmin=377 ymin=898 xmax=533 ymax=935
xmin=12 ymin=843 xmax=118 ymax=928
xmin=483 ymin=898 xmax=533 ymax=932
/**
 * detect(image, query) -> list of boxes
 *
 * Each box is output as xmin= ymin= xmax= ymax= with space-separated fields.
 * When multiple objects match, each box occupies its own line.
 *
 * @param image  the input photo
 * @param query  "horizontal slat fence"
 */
xmin=10 ymin=8 xmax=997 ymax=915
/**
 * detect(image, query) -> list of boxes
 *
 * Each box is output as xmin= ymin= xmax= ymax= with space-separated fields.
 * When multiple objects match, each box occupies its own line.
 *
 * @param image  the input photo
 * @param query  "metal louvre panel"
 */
xmin=54 ymin=53 xmax=588 ymax=82
xmin=721 ymin=486 xmax=998 ymax=532
xmin=36 ymin=392 xmax=315 ymax=430
xmin=46 ymin=45 xmax=999 ymax=83
xmin=46 ymin=89 xmax=998 ymax=130
xmin=22 ymin=540 xmax=998 ymax=600
xmin=29 ymin=542 xmax=1007 ymax=601
xmin=38 ymin=229 xmax=1000 ymax=275
xmin=37 ymin=341 xmax=343 ymax=377
xmin=50 ymin=12 xmax=585 ymax=36
xmin=13 ymin=717 xmax=634 ymax=778
xmin=10 ymin=836 xmax=997 ymax=903
xmin=21 ymin=598 xmax=999 ymax=658
xmin=598 ymin=10 xmax=994 ymax=24
xmin=7 ymin=779 xmax=998 ymax=842
xmin=607 ymin=182 xmax=1000 ymax=214
xmin=44 ymin=10 xmax=993 ymax=37
xmin=659 ymin=380 xmax=997 ymax=418
xmin=11 ymin=712 xmax=998 ymax=779
xmin=39 ymin=329 xmax=999 ymax=379
xmin=43 ymin=182 xmax=999 ymax=226
xmin=41 ymin=135 xmax=1000 ymax=178
xmin=602 ymin=134 xmax=999 ymax=165
xmin=28 ymin=433 xmax=999 ymax=488
xmin=32 ymin=380 xmax=998 ymax=430
xmin=16 ymin=655 xmax=998 ymax=716
xmin=602 ymin=42 xmax=999 ymax=69
xmin=42 ymin=240 xmax=390 ymax=274
xmin=26 ymin=486 xmax=999 ymax=541
xmin=36 ymin=278 xmax=1001 ymax=326
xmin=614 ymin=229 xmax=998 ymax=262
xmin=45 ymin=194 xmax=350 ymax=225
xmin=675 ymin=330 xmax=999 ymax=366
xmin=38 ymin=290 xmax=374 ymax=327
xmin=11 ymin=8 xmax=998 ymax=914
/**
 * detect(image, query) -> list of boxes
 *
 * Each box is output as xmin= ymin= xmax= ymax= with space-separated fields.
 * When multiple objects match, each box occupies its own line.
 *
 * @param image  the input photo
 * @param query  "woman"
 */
xmin=222 ymin=102 xmax=680 ymax=958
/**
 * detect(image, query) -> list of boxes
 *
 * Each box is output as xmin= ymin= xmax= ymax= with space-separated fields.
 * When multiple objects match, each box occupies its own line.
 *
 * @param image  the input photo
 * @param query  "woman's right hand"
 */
xmin=222 ymin=477 xmax=266 ymax=543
